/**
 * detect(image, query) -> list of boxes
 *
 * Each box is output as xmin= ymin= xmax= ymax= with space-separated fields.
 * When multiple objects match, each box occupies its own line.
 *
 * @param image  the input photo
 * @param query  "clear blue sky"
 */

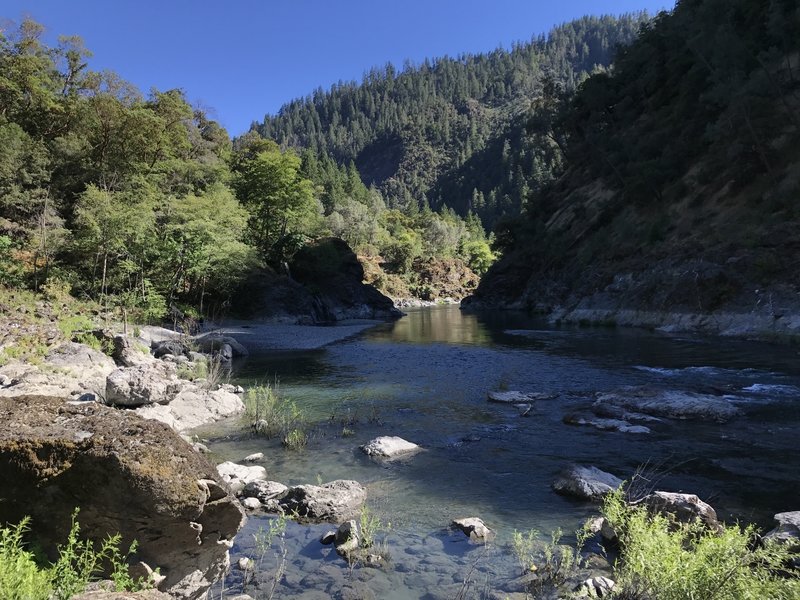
xmin=3 ymin=0 xmax=672 ymax=136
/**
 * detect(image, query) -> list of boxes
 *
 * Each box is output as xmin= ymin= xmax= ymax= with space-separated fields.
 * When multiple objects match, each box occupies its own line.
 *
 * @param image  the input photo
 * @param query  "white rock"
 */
xmin=452 ymin=517 xmax=494 ymax=542
xmin=237 ymin=557 xmax=253 ymax=571
xmin=552 ymin=465 xmax=623 ymax=501
xmin=241 ymin=497 xmax=262 ymax=511
xmin=243 ymin=452 xmax=264 ymax=463
xmin=136 ymin=385 xmax=244 ymax=433
xmin=216 ymin=461 xmax=267 ymax=494
xmin=360 ymin=436 xmax=421 ymax=459
xmin=575 ymin=575 xmax=616 ymax=598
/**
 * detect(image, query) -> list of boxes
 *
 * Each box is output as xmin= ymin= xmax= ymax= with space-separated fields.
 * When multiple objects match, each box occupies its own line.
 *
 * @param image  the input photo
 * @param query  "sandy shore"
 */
xmin=202 ymin=320 xmax=385 ymax=352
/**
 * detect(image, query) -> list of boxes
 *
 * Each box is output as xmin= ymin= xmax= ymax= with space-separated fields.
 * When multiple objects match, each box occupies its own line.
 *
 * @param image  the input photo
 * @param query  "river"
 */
xmin=202 ymin=305 xmax=800 ymax=599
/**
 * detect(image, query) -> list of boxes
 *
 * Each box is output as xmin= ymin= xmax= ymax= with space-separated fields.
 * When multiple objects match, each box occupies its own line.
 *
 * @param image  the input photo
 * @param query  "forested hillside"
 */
xmin=252 ymin=14 xmax=648 ymax=227
xmin=465 ymin=0 xmax=800 ymax=337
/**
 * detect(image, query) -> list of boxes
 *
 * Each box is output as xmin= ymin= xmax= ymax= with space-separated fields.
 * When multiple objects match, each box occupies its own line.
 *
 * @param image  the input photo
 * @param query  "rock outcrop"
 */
xmin=135 ymin=384 xmax=244 ymax=433
xmin=234 ymin=238 xmax=402 ymax=323
xmin=105 ymin=362 xmax=181 ymax=407
xmin=0 ymin=395 xmax=245 ymax=599
xmin=277 ymin=480 xmax=366 ymax=522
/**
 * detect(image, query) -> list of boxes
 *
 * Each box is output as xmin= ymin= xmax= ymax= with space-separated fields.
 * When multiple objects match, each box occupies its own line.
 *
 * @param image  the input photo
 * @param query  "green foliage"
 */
xmin=602 ymin=490 xmax=800 ymax=600
xmin=253 ymin=15 xmax=647 ymax=228
xmin=0 ymin=510 xmax=151 ymax=600
xmin=358 ymin=505 xmax=387 ymax=549
xmin=0 ymin=517 xmax=51 ymax=600
xmin=244 ymin=384 xmax=308 ymax=449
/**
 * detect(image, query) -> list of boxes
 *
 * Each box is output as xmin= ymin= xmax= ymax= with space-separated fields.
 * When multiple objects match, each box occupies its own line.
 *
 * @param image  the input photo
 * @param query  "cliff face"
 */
xmin=464 ymin=1 xmax=800 ymax=339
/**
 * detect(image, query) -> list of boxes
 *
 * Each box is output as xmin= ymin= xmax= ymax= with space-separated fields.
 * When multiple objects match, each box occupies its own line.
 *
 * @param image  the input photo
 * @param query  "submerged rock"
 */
xmin=563 ymin=413 xmax=651 ymax=434
xmin=594 ymin=386 xmax=740 ymax=422
xmin=487 ymin=390 xmax=558 ymax=403
xmin=360 ymin=435 xmax=421 ymax=459
xmin=552 ymin=465 xmax=623 ymax=501
xmin=0 ymin=395 xmax=245 ymax=599
xmin=278 ymin=480 xmax=366 ymax=522
xmin=452 ymin=517 xmax=494 ymax=542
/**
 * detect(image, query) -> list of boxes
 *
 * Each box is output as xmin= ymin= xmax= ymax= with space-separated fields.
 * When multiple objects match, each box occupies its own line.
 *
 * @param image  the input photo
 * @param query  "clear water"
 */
xmin=202 ymin=306 xmax=800 ymax=599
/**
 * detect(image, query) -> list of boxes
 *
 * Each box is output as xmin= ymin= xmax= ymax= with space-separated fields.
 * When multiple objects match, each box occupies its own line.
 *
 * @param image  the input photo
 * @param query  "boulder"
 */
xmin=588 ymin=516 xmax=618 ymax=543
xmin=764 ymin=511 xmax=800 ymax=551
xmin=216 ymin=461 xmax=268 ymax=494
xmin=594 ymin=387 xmax=740 ymax=423
xmin=320 ymin=530 xmax=337 ymax=545
xmin=152 ymin=340 xmax=191 ymax=360
xmin=241 ymin=480 xmax=288 ymax=503
xmin=563 ymin=413 xmax=651 ymax=434
xmin=135 ymin=386 xmax=245 ymax=433
xmin=487 ymin=390 xmax=558 ymax=403
xmin=241 ymin=497 xmax=262 ymax=510
xmin=334 ymin=519 xmax=360 ymax=556
xmin=452 ymin=517 xmax=494 ymax=542
xmin=243 ymin=452 xmax=264 ymax=462
xmin=193 ymin=334 xmax=249 ymax=357
xmin=0 ymin=395 xmax=245 ymax=600
xmin=360 ymin=436 xmax=421 ymax=459
xmin=642 ymin=491 xmax=722 ymax=532
xmin=113 ymin=335 xmax=156 ymax=367
xmin=278 ymin=480 xmax=366 ymax=522
xmin=574 ymin=576 xmax=616 ymax=598
xmin=105 ymin=362 xmax=180 ymax=407
xmin=552 ymin=465 xmax=623 ymax=501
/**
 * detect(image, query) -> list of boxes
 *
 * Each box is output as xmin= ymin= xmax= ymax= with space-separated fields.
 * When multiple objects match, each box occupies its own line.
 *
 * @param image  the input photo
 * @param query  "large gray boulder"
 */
xmin=105 ymin=362 xmax=180 ymax=407
xmin=0 ymin=395 xmax=245 ymax=599
xmin=552 ymin=465 xmax=623 ymax=501
xmin=113 ymin=335 xmax=157 ymax=367
xmin=594 ymin=387 xmax=740 ymax=423
xmin=241 ymin=480 xmax=288 ymax=503
xmin=764 ymin=511 xmax=800 ymax=551
xmin=278 ymin=480 xmax=366 ymax=522
xmin=642 ymin=491 xmax=722 ymax=532
xmin=360 ymin=436 xmax=421 ymax=459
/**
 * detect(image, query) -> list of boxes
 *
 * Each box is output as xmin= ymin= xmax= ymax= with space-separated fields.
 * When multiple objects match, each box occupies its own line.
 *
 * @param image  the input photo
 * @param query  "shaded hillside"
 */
xmin=465 ymin=0 xmax=800 ymax=338
xmin=252 ymin=14 xmax=649 ymax=227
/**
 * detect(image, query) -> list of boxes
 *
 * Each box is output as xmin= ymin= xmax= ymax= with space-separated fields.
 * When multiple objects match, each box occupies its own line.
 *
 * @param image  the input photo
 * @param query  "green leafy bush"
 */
xmin=0 ymin=509 xmax=151 ymax=599
xmin=602 ymin=490 xmax=800 ymax=600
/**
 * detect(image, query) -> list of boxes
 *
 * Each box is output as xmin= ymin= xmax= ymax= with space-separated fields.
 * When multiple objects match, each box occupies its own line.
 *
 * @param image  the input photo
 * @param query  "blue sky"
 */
xmin=3 ymin=1 xmax=672 ymax=136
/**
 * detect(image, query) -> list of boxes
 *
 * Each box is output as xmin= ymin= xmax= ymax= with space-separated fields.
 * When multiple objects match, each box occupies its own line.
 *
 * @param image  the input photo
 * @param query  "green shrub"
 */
xmin=0 ymin=509 xmax=151 ymax=600
xmin=602 ymin=490 xmax=800 ymax=599
xmin=0 ymin=517 xmax=51 ymax=600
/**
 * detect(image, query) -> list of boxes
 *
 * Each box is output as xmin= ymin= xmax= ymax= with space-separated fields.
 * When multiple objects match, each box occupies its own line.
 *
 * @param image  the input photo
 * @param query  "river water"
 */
xmin=203 ymin=306 xmax=800 ymax=599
